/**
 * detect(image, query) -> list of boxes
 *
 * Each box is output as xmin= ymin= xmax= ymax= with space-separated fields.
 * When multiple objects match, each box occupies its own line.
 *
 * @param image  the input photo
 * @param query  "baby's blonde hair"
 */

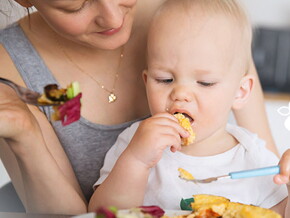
xmin=156 ymin=0 xmax=252 ymax=74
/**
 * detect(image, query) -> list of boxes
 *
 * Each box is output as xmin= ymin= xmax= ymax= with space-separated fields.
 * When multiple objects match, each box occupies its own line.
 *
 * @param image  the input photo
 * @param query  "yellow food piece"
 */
xmin=174 ymin=113 xmax=195 ymax=146
xmin=187 ymin=194 xmax=281 ymax=218
xmin=191 ymin=194 xmax=229 ymax=216
xmin=178 ymin=168 xmax=195 ymax=180
xmin=224 ymin=202 xmax=281 ymax=218
xmin=37 ymin=94 xmax=55 ymax=105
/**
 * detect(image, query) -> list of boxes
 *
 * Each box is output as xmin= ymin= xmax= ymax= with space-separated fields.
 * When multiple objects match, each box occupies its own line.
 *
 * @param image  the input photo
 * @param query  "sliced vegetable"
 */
xmin=139 ymin=205 xmax=165 ymax=218
xmin=56 ymin=93 xmax=82 ymax=126
xmin=180 ymin=198 xmax=194 ymax=211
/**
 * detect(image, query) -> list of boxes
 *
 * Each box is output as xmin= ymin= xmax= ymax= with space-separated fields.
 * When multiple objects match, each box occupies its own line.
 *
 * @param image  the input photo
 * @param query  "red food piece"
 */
xmin=57 ymin=93 xmax=82 ymax=126
xmin=139 ymin=205 xmax=165 ymax=218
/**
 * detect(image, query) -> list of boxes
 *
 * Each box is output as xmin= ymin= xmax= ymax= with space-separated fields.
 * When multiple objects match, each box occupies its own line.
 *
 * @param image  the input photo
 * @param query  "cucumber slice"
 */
xmin=66 ymin=87 xmax=74 ymax=99
xmin=66 ymin=81 xmax=80 ymax=99
xmin=72 ymin=81 xmax=80 ymax=97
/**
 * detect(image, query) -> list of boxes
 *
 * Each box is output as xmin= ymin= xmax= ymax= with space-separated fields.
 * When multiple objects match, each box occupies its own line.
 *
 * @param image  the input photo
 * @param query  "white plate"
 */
xmin=72 ymin=210 xmax=191 ymax=218
xmin=72 ymin=212 xmax=95 ymax=218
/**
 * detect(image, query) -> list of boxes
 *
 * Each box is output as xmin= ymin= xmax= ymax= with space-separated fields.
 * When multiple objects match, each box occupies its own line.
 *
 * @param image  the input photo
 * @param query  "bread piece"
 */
xmin=174 ymin=113 xmax=195 ymax=146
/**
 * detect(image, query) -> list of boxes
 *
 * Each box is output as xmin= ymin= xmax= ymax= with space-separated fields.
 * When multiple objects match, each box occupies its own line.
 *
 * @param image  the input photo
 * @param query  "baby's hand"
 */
xmin=274 ymin=149 xmax=290 ymax=186
xmin=125 ymin=113 xmax=189 ymax=169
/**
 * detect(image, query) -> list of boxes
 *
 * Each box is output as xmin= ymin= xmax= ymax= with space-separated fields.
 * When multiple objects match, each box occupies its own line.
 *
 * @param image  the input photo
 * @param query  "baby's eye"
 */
xmin=156 ymin=78 xmax=173 ymax=84
xmin=197 ymin=81 xmax=216 ymax=87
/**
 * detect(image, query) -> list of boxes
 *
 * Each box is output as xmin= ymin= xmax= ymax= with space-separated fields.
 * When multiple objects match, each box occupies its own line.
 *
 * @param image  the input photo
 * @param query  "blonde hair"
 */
xmin=156 ymin=0 xmax=252 ymax=73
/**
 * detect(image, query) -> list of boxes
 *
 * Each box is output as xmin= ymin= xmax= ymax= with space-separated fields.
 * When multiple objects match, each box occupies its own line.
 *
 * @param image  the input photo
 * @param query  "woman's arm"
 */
xmin=0 ymin=46 xmax=87 ymax=214
xmin=233 ymin=58 xmax=280 ymax=157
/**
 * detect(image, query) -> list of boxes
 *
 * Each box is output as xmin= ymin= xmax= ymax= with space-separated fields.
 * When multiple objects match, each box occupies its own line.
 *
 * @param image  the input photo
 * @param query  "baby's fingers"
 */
xmin=274 ymin=149 xmax=290 ymax=185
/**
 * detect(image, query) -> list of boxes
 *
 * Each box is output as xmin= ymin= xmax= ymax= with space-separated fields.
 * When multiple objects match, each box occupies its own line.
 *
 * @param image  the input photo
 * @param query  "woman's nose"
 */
xmin=94 ymin=1 xmax=123 ymax=29
xmin=171 ymin=85 xmax=194 ymax=103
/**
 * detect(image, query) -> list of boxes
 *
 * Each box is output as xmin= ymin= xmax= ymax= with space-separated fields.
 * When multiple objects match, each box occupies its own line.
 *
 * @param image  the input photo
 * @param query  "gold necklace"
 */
xmin=56 ymin=36 xmax=124 ymax=103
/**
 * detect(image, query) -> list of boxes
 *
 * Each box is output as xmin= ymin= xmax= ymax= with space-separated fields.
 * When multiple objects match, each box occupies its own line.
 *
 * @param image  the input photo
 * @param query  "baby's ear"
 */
xmin=232 ymin=75 xmax=254 ymax=110
xmin=14 ymin=0 xmax=33 ymax=7
xmin=142 ymin=70 xmax=148 ymax=84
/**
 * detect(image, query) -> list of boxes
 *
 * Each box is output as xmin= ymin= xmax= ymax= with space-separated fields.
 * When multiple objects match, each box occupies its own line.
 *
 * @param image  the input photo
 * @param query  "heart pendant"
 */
xmin=108 ymin=93 xmax=117 ymax=103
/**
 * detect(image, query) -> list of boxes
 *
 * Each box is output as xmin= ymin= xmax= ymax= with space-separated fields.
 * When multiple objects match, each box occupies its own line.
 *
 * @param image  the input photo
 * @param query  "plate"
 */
xmin=72 ymin=210 xmax=191 ymax=218
xmin=72 ymin=212 xmax=95 ymax=218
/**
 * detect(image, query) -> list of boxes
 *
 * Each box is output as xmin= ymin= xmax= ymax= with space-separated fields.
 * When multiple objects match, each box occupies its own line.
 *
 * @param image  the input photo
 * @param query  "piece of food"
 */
xmin=174 ymin=113 xmax=195 ymax=145
xmin=224 ymin=202 xmax=281 ymax=218
xmin=178 ymin=168 xmax=195 ymax=180
xmin=95 ymin=198 xmax=281 ymax=218
xmin=186 ymin=194 xmax=281 ymax=218
xmin=96 ymin=206 xmax=165 ymax=218
xmin=38 ymin=82 xmax=82 ymax=126
xmin=190 ymin=194 xmax=229 ymax=217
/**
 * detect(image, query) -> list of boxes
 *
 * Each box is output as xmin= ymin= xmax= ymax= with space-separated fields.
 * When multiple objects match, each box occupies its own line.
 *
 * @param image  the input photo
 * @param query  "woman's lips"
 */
xmin=97 ymin=25 xmax=123 ymax=36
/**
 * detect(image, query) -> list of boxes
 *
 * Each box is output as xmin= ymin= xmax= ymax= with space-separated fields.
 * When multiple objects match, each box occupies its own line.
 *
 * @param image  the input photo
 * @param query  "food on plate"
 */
xmin=94 ymin=196 xmax=281 ymax=218
xmin=178 ymin=168 xmax=195 ymax=181
xmin=223 ymin=201 xmax=281 ymax=218
xmin=178 ymin=194 xmax=281 ymax=218
xmin=37 ymin=82 xmax=82 ymax=126
xmin=189 ymin=194 xmax=229 ymax=217
xmin=174 ymin=113 xmax=195 ymax=146
xmin=94 ymin=194 xmax=281 ymax=218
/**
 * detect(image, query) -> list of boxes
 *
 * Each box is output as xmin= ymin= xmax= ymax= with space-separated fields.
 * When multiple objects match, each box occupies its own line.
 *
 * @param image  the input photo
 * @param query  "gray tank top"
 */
xmin=0 ymin=23 xmax=147 ymax=201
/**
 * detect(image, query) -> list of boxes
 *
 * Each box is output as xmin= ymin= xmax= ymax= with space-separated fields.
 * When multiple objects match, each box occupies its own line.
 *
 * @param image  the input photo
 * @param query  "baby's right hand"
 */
xmin=0 ymin=84 xmax=39 ymax=143
xmin=125 ymin=113 xmax=189 ymax=169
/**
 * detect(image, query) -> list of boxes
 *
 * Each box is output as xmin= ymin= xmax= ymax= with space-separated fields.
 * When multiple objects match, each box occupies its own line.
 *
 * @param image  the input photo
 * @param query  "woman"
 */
xmin=0 ymin=0 xmax=279 ymax=215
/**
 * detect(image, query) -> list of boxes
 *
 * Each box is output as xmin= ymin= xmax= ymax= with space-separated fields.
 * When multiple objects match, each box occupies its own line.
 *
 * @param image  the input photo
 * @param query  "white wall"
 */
xmin=242 ymin=0 xmax=290 ymax=28
xmin=265 ymin=100 xmax=290 ymax=155
xmin=0 ymin=1 xmax=28 ymax=29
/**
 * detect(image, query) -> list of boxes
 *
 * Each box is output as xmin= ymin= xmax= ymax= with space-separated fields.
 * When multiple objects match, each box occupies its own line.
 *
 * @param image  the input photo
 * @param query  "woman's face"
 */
xmin=26 ymin=0 xmax=137 ymax=50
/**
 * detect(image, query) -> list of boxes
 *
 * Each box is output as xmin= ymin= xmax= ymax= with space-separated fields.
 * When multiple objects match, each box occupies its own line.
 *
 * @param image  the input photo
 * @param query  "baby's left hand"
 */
xmin=274 ymin=149 xmax=290 ymax=186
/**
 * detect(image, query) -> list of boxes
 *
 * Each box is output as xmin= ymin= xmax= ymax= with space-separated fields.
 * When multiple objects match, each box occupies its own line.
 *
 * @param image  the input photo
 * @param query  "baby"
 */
xmin=89 ymin=0 xmax=290 ymax=216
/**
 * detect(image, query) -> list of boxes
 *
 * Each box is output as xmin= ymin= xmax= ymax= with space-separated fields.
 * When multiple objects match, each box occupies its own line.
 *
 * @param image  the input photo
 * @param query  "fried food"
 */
xmin=178 ymin=168 xmax=195 ymax=180
xmin=174 ymin=113 xmax=195 ymax=146
xmin=37 ymin=82 xmax=82 ymax=126
xmin=176 ymin=194 xmax=282 ymax=218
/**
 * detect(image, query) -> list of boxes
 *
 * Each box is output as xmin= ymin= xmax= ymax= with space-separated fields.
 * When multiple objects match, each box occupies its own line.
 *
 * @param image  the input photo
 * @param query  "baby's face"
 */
xmin=144 ymin=6 xmax=249 ymax=142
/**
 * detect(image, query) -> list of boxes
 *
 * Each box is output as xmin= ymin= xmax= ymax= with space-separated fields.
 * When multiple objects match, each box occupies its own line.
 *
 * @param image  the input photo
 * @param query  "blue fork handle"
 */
xmin=229 ymin=165 xmax=280 ymax=179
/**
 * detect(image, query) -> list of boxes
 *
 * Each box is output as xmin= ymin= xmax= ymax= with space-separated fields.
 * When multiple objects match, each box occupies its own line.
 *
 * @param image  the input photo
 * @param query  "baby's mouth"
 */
xmin=174 ymin=112 xmax=194 ymax=124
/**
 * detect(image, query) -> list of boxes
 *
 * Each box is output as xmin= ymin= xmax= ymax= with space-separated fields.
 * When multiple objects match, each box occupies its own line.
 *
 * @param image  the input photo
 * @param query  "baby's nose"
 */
xmin=171 ymin=85 xmax=194 ymax=102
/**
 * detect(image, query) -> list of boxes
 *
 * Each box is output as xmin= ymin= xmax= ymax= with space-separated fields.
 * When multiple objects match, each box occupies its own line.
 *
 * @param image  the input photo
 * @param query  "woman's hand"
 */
xmin=0 ymin=84 xmax=40 ymax=143
xmin=274 ymin=149 xmax=290 ymax=186
xmin=125 ymin=112 xmax=189 ymax=169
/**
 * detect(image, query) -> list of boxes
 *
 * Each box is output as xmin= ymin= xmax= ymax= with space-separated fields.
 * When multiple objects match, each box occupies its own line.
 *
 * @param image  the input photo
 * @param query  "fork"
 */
xmin=179 ymin=165 xmax=280 ymax=184
xmin=0 ymin=77 xmax=58 ymax=106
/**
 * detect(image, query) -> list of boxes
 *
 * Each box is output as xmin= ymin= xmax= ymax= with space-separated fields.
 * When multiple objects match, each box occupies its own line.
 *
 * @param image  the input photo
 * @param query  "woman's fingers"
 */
xmin=0 ymin=84 xmax=38 ymax=141
xmin=274 ymin=149 xmax=290 ymax=185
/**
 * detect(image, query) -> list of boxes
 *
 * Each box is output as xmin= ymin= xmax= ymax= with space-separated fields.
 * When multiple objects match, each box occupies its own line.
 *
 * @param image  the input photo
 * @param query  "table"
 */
xmin=264 ymin=92 xmax=290 ymax=101
xmin=0 ymin=212 xmax=72 ymax=218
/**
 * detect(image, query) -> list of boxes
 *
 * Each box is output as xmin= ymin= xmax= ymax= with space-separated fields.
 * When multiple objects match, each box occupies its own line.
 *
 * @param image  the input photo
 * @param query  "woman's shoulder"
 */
xmin=0 ymin=21 xmax=36 ymax=86
xmin=0 ymin=41 xmax=25 ymax=86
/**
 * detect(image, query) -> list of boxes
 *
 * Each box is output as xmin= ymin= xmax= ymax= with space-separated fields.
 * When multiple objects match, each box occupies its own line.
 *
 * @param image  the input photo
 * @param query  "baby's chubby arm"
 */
xmin=271 ymin=149 xmax=290 ymax=217
xmin=89 ymin=113 xmax=189 ymax=211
